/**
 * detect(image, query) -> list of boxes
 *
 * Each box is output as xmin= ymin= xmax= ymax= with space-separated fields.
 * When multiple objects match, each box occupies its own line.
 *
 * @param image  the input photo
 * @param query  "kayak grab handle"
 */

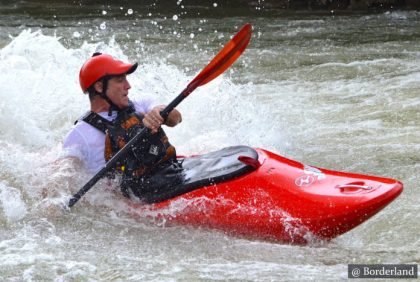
xmin=335 ymin=184 xmax=372 ymax=190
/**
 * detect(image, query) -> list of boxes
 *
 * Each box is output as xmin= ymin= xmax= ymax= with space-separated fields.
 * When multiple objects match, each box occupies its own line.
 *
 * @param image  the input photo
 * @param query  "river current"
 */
xmin=0 ymin=2 xmax=419 ymax=281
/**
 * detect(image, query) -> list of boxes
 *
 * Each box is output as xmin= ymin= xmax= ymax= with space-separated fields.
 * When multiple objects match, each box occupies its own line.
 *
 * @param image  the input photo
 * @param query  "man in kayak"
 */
xmin=62 ymin=53 xmax=183 ymax=200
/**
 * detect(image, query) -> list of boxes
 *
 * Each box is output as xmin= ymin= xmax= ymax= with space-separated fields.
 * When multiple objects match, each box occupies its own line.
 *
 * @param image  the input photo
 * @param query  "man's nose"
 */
xmin=124 ymin=78 xmax=131 ymax=89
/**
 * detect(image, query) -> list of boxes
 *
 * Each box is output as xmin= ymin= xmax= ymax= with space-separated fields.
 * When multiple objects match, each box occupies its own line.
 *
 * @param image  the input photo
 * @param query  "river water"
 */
xmin=0 ymin=2 xmax=419 ymax=281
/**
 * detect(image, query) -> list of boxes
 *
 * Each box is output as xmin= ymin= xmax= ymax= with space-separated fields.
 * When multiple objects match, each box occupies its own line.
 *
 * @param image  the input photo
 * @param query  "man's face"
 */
xmin=106 ymin=75 xmax=131 ymax=108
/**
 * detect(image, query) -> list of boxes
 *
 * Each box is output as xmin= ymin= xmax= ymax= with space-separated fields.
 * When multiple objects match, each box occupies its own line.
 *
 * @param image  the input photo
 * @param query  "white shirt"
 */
xmin=61 ymin=99 xmax=153 ymax=172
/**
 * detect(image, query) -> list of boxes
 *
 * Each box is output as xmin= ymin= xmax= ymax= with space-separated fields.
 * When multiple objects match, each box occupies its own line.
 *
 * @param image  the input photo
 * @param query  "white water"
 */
xmin=0 ymin=11 xmax=419 ymax=281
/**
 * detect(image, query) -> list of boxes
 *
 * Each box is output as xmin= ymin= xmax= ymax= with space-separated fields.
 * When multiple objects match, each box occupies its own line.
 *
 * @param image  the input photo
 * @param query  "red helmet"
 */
xmin=79 ymin=53 xmax=138 ymax=93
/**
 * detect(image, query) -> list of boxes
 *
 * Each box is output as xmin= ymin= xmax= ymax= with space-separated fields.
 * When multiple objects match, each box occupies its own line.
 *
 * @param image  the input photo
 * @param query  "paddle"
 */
xmin=68 ymin=23 xmax=252 ymax=208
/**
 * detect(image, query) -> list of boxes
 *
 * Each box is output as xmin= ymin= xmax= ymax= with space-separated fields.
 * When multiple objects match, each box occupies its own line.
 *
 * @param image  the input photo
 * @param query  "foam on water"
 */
xmin=0 ymin=182 xmax=27 ymax=222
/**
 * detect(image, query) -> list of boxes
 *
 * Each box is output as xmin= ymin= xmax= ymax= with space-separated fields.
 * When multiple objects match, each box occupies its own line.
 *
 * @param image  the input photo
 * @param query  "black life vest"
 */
xmin=79 ymin=103 xmax=177 ymax=196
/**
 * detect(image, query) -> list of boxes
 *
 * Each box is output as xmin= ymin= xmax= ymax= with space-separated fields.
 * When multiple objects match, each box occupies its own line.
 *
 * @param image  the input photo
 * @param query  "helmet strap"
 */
xmin=99 ymin=77 xmax=120 ymax=116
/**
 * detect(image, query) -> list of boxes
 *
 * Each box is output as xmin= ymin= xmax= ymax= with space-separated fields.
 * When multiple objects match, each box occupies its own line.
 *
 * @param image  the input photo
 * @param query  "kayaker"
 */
xmin=62 ymin=52 xmax=183 ymax=200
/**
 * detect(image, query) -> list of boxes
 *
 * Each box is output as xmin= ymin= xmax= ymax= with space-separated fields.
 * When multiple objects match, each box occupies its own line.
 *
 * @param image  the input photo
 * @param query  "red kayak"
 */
xmin=127 ymin=146 xmax=403 ymax=244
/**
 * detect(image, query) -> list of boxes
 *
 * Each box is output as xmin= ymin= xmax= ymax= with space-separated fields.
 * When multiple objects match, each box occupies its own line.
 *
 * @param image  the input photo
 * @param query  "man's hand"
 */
xmin=143 ymin=105 xmax=165 ymax=134
xmin=143 ymin=105 xmax=182 ymax=134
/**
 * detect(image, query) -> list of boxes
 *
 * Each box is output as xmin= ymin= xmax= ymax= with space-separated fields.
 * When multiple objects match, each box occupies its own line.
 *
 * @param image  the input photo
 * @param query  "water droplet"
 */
xmin=172 ymin=15 xmax=178 ymax=21
xmin=127 ymin=9 xmax=133 ymax=15
xmin=102 ymin=10 xmax=107 ymax=15
xmin=100 ymin=22 xmax=107 ymax=30
xmin=213 ymin=3 xmax=218 ymax=7
xmin=190 ymin=33 xmax=195 ymax=39
xmin=73 ymin=31 xmax=81 ymax=38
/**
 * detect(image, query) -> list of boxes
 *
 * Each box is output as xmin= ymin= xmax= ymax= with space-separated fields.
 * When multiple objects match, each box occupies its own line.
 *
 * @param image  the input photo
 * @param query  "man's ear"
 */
xmin=93 ymin=81 xmax=103 ymax=93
